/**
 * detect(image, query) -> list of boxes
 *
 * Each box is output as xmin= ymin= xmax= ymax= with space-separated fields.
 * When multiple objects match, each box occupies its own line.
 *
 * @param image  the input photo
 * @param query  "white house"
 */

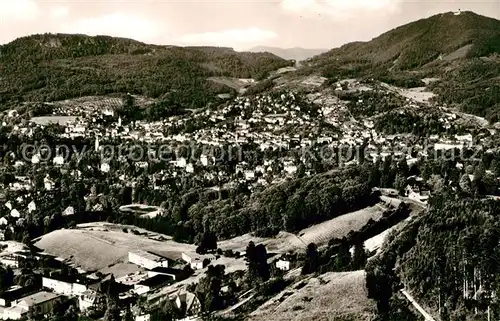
xmin=103 ymin=109 xmax=114 ymax=117
xmin=406 ymin=186 xmax=430 ymax=204
xmin=0 ymin=217 xmax=8 ymax=226
xmin=5 ymin=202 xmax=12 ymax=211
xmin=0 ymin=255 xmax=19 ymax=268
xmin=186 ymin=163 xmax=194 ymax=173
xmin=174 ymin=291 xmax=202 ymax=318
xmin=128 ymin=250 xmax=169 ymax=270
xmin=53 ymin=155 xmax=64 ymax=166
xmin=42 ymin=277 xmax=87 ymax=296
xmin=135 ymin=314 xmax=151 ymax=321
xmin=100 ymin=163 xmax=110 ymax=173
xmin=244 ymin=171 xmax=255 ymax=180
xmin=176 ymin=158 xmax=187 ymax=168
xmin=44 ymin=176 xmax=54 ymax=191
xmin=31 ymin=154 xmax=40 ymax=164
xmin=133 ymin=274 xmax=171 ymax=295
xmin=78 ymin=289 xmax=102 ymax=313
xmin=10 ymin=209 xmax=20 ymax=218
xmin=27 ymin=201 xmax=36 ymax=214
xmin=62 ymin=206 xmax=75 ymax=217
xmin=181 ymin=252 xmax=215 ymax=270
xmin=276 ymin=259 xmax=291 ymax=271
xmin=200 ymin=155 xmax=209 ymax=166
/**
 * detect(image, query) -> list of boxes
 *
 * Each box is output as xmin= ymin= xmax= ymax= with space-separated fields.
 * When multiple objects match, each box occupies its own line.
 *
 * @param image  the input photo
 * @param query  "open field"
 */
xmin=51 ymin=95 xmax=155 ymax=109
xmin=380 ymin=82 xmax=435 ymax=104
xmin=363 ymin=216 xmax=412 ymax=254
xmin=34 ymin=222 xmax=249 ymax=280
xmin=30 ymin=116 xmax=77 ymax=125
xmin=33 ymin=222 xmax=196 ymax=275
xmin=208 ymin=76 xmax=254 ymax=93
xmin=219 ymin=203 xmax=389 ymax=254
xmin=119 ymin=204 xmax=163 ymax=218
xmin=248 ymin=270 xmax=375 ymax=321
xmin=297 ymin=204 xmax=387 ymax=246
xmin=0 ymin=241 xmax=28 ymax=255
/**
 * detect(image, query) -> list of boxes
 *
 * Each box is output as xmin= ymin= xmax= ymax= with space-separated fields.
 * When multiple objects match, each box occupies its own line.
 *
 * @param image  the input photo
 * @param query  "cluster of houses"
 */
xmin=2 ymin=86 xmax=490 ymax=199
xmin=0 ymin=243 xmax=211 ymax=320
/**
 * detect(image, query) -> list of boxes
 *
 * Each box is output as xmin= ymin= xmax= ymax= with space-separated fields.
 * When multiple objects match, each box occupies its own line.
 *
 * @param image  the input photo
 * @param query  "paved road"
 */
xmin=400 ymin=289 xmax=436 ymax=321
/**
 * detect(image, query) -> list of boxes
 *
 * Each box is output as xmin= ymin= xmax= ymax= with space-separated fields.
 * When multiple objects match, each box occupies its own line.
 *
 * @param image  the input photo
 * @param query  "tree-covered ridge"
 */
xmin=309 ymin=11 xmax=500 ymax=70
xmin=367 ymin=194 xmax=500 ymax=321
xmin=298 ymin=11 xmax=500 ymax=119
xmin=429 ymin=57 xmax=500 ymax=120
xmin=0 ymin=33 xmax=292 ymax=108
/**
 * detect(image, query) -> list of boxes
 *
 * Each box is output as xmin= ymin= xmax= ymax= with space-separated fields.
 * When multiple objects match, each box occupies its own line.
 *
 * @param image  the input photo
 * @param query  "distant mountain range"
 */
xmin=247 ymin=46 xmax=328 ymax=61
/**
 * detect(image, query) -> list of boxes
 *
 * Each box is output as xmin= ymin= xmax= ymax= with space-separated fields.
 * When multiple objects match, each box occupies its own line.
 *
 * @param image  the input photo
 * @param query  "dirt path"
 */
xmin=400 ymin=289 xmax=436 ymax=321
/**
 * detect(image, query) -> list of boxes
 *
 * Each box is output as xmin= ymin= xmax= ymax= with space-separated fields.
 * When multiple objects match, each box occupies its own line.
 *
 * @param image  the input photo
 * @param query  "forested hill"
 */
xmin=308 ymin=11 xmax=500 ymax=71
xmin=367 ymin=193 xmax=500 ymax=320
xmin=301 ymin=11 xmax=500 ymax=120
xmin=0 ymin=33 xmax=293 ymax=108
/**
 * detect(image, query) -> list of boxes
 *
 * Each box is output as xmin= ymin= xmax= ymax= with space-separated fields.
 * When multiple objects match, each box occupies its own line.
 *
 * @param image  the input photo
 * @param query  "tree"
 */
xmin=198 ymin=232 xmax=218 ymax=253
xmin=246 ymin=242 xmax=270 ymax=285
xmin=490 ymin=158 xmax=500 ymax=177
xmin=123 ymin=307 xmax=134 ymax=321
xmin=103 ymin=301 xmax=121 ymax=321
xmin=334 ymin=242 xmax=352 ymax=271
xmin=195 ymin=265 xmax=225 ymax=312
xmin=302 ymin=243 xmax=319 ymax=275
xmin=394 ymin=174 xmax=407 ymax=196
xmin=429 ymin=174 xmax=445 ymax=193
xmin=296 ymin=164 xmax=306 ymax=178
xmin=352 ymin=243 xmax=367 ymax=270
xmin=459 ymin=174 xmax=472 ymax=194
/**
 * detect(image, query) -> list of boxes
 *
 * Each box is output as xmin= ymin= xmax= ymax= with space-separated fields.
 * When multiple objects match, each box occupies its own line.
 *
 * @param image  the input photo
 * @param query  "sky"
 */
xmin=0 ymin=0 xmax=499 ymax=50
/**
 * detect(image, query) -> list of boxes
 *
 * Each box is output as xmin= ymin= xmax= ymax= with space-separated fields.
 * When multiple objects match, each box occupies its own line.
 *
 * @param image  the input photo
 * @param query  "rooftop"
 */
xmin=150 ymin=267 xmax=185 ymax=275
xmin=130 ymin=250 xmax=168 ymax=263
xmin=16 ymin=291 xmax=60 ymax=307
xmin=137 ymin=274 xmax=172 ymax=288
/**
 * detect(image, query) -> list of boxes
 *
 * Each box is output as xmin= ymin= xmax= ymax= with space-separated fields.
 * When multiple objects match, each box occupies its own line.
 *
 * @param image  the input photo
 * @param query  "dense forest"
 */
xmin=0 ymin=33 xmax=292 ymax=109
xmin=366 ymin=192 xmax=500 ymax=321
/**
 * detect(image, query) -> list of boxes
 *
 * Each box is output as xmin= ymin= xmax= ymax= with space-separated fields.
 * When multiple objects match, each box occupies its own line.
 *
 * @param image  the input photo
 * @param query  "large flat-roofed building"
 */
xmin=147 ymin=267 xmax=188 ymax=281
xmin=133 ymin=274 xmax=172 ymax=295
xmin=2 ymin=291 xmax=61 ymax=320
xmin=128 ymin=250 xmax=169 ymax=270
xmin=42 ymin=276 xmax=87 ymax=296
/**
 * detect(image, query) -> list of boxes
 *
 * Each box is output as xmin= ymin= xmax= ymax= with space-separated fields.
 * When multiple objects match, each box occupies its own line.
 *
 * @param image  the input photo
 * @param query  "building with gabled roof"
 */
xmin=174 ymin=290 xmax=202 ymax=317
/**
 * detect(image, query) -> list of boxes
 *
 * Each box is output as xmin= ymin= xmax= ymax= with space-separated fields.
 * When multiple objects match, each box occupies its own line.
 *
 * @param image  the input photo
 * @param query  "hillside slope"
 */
xmin=249 ymin=271 xmax=375 ymax=321
xmin=0 ymin=33 xmax=292 ymax=108
xmin=247 ymin=46 xmax=328 ymax=61
xmin=310 ymin=11 xmax=500 ymax=71
xmin=305 ymin=11 xmax=500 ymax=120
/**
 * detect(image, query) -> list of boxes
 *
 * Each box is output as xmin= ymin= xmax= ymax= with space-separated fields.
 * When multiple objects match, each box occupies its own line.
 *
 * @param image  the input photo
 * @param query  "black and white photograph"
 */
xmin=1 ymin=0 xmax=500 ymax=320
